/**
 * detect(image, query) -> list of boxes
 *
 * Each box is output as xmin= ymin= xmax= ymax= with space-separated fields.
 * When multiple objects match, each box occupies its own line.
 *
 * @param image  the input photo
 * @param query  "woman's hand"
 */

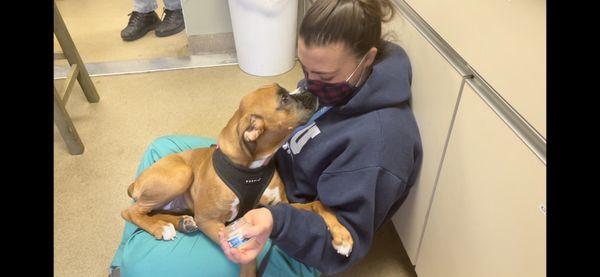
xmin=218 ymin=207 xmax=274 ymax=264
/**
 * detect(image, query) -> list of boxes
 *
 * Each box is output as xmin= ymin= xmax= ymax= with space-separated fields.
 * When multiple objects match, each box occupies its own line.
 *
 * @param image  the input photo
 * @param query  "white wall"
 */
xmin=181 ymin=0 xmax=233 ymax=36
xmin=181 ymin=0 xmax=305 ymax=46
xmin=387 ymin=1 xmax=546 ymax=276
xmin=415 ymin=84 xmax=546 ymax=277
xmin=401 ymin=0 xmax=546 ymax=136
xmin=383 ymin=14 xmax=464 ymax=264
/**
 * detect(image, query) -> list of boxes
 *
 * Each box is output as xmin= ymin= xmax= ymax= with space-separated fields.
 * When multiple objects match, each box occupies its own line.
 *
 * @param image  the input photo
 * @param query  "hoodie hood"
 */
xmin=335 ymin=41 xmax=412 ymax=115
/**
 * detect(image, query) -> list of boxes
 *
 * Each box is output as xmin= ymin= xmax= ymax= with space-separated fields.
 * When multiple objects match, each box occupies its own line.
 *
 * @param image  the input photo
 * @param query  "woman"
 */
xmin=110 ymin=0 xmax=422 ymax=276
xmin=218 ymin=0 xmax=422 ymax=273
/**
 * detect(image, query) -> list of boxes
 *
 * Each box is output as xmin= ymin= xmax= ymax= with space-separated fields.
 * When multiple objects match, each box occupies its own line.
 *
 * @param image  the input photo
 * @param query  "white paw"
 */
xmin=334 ymin=242 xmax=352 ymax=257
xmin=161 ymin=223 xmax=177 ymax=240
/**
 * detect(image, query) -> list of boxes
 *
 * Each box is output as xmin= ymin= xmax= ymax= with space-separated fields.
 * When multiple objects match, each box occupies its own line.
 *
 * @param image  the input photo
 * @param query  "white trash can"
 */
xmin=228 ymin=0 xmax=298 ymax=76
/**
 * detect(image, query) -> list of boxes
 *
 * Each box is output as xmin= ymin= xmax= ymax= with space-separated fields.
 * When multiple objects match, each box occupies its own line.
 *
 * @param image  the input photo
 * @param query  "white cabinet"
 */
xmin=384 ymin=15 xmax=465 ymax=264
xmin=414 ymin=85 xmax=546 ymax=277
xmin=402 ymin=0 xmax=546 ymax=137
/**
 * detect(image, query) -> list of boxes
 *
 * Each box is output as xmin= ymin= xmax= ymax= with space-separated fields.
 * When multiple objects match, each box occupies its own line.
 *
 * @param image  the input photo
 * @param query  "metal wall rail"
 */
xmin=393 ymin=0 xmax=546 ymax=165
xmin=54 ymin=54 xmax=238 ymax=80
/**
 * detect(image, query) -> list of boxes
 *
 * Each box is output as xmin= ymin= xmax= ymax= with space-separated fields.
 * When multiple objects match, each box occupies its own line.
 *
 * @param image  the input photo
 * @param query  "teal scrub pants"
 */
xmin=109 ymin=135 xmax=320 ymax=277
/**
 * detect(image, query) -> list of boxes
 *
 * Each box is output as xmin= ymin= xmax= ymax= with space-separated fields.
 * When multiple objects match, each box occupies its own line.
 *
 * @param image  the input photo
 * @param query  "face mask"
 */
xmin=303 ymin=53 xmax=368 ymax=106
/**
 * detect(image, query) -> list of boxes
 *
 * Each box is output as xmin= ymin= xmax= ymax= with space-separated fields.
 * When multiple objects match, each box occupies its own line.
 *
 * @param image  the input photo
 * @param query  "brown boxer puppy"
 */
xmin=121 ymin=83 xmax=354 ymax=277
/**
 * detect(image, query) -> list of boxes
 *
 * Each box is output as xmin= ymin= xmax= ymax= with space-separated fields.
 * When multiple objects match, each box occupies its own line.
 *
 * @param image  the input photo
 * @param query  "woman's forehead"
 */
xmin=297 ymin=39 xmax=352 ymax=72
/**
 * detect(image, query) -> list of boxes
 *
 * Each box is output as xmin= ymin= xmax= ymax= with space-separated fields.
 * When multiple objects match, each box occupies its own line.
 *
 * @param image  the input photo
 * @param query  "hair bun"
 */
xmin=355 ymin=0 xmax=395 ymax=23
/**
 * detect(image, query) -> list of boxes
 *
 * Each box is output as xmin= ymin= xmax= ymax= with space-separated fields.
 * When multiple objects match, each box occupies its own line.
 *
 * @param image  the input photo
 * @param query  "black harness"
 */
xmin=212 ymin=147 xmax=276 ymax=225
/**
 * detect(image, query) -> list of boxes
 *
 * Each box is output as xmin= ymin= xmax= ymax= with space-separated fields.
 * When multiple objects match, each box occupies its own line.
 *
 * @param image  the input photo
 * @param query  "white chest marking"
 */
xmin=249 ymin=158 xmax=268 ymax=169
xmin=228 ymin=197 xmax=240 ymax=222
xmin=262 ymin=186 xmax=281 ymax=205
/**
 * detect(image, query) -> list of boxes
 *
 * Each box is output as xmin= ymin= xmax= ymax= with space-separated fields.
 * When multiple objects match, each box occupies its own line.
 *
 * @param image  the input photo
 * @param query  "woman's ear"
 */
xmin=365 ymin=46 xmax=378 ymax=68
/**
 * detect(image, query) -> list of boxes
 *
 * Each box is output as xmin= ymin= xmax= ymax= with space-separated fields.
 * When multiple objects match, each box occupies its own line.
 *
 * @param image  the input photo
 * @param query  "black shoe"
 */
xmin=121 ymin=11 xmax=161 ymax=41
xmin=155 ymin=9 xmax=185 ymax=37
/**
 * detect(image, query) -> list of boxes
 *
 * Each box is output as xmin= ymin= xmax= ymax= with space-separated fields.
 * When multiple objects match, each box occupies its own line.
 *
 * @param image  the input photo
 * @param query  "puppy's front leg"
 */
xmin=240 ymin=260 xmax=257 ymax=277
xmin=196 ymin=218 xmax=257 ymax=277
xmin=195 ymin=218 xmax=226 ymax=246
xmin=292 ymin=201 xmax=354 ymax=257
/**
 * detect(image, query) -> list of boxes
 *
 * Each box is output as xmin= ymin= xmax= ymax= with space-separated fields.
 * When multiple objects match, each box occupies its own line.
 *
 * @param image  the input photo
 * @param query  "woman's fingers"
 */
xmin=218 ymin=219 xmax=270 ymax=264
xmin=218 ymin=229 xmax=236 ymax=260
xmin=218 ymin=228 xmax=227 ymax=249
xmin=219 ymin=227 xmax=253 ymax=264
xmin=242 ymin=224 xmax=262 ymax=239
xmin=229 ymin=247 xmax=243 ymax=261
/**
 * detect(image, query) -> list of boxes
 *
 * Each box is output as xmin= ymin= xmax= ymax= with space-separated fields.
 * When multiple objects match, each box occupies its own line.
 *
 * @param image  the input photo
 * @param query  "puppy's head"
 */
xmin=219 ymin=83 xmax=317 ymax=165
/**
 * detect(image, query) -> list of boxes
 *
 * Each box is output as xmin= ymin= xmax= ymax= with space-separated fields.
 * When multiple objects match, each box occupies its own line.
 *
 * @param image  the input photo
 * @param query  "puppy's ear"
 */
xmin=240 ymin=114 xmax=265 ymax=142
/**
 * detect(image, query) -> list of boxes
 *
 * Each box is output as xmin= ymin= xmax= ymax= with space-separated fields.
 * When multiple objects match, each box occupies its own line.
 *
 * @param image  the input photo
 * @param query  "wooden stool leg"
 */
xmin=54 ymin=86 xmax=84 ymax=155
xmin=53 ymin=2 xmax=99 ymax=103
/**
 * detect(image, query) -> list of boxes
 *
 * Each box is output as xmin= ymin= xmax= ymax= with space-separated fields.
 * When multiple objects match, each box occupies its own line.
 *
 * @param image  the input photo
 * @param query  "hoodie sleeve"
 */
xmin=265 ymin=166 xmax=407 ymax=275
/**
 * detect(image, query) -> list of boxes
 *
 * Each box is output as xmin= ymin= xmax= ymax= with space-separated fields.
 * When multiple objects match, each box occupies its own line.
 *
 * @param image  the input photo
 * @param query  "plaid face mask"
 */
xmin=303 ymin=53 xmax=367 ymax=106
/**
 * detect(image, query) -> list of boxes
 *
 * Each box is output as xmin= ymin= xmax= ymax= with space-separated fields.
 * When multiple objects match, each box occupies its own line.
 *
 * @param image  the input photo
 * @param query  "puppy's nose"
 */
xmin=291 ymin=88 xmax=317 ymax=111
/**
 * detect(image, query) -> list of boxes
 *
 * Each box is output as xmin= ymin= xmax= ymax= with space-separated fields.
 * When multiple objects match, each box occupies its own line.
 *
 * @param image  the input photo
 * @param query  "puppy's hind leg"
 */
xmin=121 ymin=155 xmax=195 ymax=240
xmin=148 ymin=212 xmax=199 ymax=234
xmin=122 ymin=205 xmax=180 ymax=240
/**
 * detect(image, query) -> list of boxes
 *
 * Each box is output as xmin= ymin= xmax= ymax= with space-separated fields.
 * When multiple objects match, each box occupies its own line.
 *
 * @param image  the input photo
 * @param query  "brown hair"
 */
xmin=299 ymin=0 xmax=395 ymax=59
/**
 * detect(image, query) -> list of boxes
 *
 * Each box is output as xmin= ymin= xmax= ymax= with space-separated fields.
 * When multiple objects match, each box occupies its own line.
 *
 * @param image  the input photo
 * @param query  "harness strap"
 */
xmin=212 ymin=148 xmax=276 ymax=225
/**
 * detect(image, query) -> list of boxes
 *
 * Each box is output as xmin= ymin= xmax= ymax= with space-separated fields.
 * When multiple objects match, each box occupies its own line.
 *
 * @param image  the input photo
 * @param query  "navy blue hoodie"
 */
xmin=267 ymin=41 xmax=423 ymax=275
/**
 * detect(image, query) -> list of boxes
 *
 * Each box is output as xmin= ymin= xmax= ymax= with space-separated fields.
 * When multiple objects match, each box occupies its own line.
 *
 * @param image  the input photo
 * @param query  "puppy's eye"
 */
xmin=281 ymin=94 xmax=290 ymax=105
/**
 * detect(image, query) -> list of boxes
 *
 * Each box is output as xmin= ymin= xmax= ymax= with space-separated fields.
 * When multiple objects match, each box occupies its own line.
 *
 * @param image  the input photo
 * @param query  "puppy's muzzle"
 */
xmin=290 ymin=87 xmax=318 ymax=113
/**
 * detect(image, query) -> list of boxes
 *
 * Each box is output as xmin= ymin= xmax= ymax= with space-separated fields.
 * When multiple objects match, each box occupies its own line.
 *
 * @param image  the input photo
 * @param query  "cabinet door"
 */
xmin=401 ymin=0 xmax=546 ymax=136
xmin=415 ymin=85 xmax=546 ymax=277
xmin=384 ymin=15 xmax=465 ymax=264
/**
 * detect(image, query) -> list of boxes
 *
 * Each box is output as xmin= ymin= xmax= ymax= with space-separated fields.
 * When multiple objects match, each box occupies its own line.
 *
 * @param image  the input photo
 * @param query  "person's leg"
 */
xmin=259 ymin=241 xmax=321 ymax=277
xmin=133 ymin=135 xmax=215 ymax=177
xmin=120 ymin=230 xmax=319 ymax=277
xmin=110 ymin=135 xmax=320 ymax=276
xmin=120 ymin=225 xmax=239 ymax=277
xmin=155 ymin=0 xmax=185 ymax=37
xmin=133 ymin=0 xmax=158 ymax=13
xmin=121 ymin=0 xmax=161 ymax=41
xmin=163 ymin=0 xmax=182 ymax=11
xmin=110 ymin=135 xmax=216 ymax=274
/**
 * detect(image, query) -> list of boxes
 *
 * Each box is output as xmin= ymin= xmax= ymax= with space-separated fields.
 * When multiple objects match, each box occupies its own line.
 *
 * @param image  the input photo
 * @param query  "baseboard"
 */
xmin=187 ymin=32 xmax=236 ymax=55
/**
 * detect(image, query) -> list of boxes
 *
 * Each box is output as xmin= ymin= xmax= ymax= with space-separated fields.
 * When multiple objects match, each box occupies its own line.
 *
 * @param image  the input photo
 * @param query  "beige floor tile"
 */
xmin=54 ymin=0 xmax=188 ymax=63
xmin=333 ymin=222 xmax=417 ymax=277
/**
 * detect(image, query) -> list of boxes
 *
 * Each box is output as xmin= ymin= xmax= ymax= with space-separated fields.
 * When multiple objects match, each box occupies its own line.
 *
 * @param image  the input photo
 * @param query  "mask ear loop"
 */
xmin=345 ymin=52 xmax=369 ymax=84
xmin=353 ymin=64 xmax=368 ymax=88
